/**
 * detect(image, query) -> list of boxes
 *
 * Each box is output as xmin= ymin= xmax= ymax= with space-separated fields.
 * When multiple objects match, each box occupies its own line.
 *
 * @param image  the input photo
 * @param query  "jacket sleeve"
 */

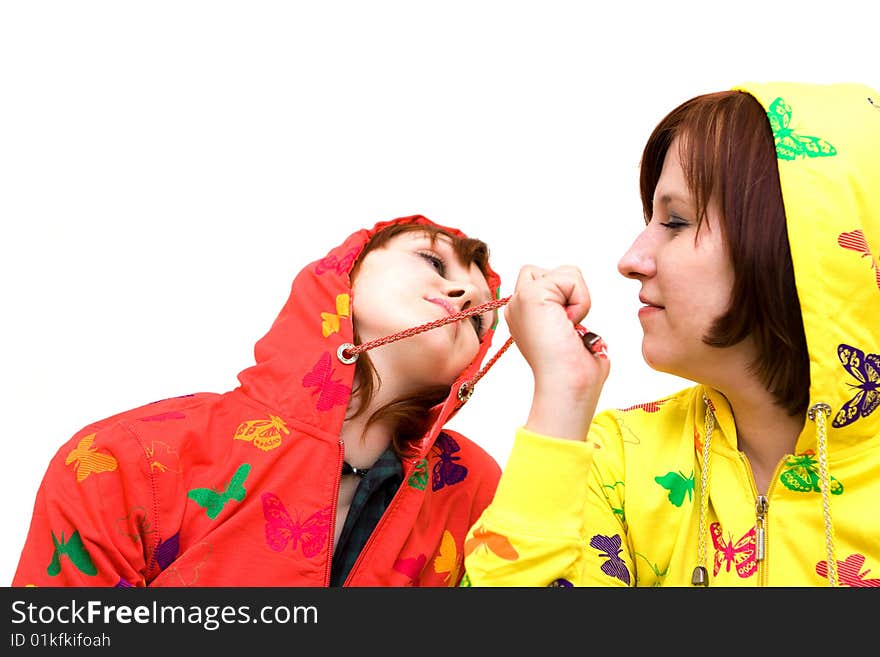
xmin=463 ymin=411 xmax=632 ymax=587
xmin=11 ymin=424 xmax=157 ymax=587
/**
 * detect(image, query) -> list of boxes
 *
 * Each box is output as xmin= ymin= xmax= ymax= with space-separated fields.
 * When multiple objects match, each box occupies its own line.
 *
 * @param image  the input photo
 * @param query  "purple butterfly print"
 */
xmin=589 ymin=534 xmax=631 ymax=585
xmin=549 ymin=578 xmax=574 ymax=587
xmin=431 ymin=431 xmax=468 ymax=491
xmin=154 ymin=532 xmax=180 ymax=571
xmin=832 ymin=344 xmax=880 ymax=428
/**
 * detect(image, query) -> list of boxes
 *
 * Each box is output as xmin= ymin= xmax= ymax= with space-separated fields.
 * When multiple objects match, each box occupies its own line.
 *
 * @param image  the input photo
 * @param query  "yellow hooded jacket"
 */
xmin=463 ymin=82 xmax=880 ymax=587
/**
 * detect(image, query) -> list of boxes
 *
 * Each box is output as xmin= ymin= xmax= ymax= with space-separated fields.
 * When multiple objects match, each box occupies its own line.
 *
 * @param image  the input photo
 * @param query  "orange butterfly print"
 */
xmin=233 ymin=415 xmax=290 ymax=451
xmin=433 ymin=530 xmax=462 ymax=586
xmin=464 ymin=525 xmax=519 ymax=561
xmin=64 ymin=433 xmax=118 ymax=482
xmin=143 ymin=440 xmax=181 ymax=473
xmin=710 ymin=522 xmax=757 ymax=579
xmin=321 ymin=294 xmax=350 ymax=337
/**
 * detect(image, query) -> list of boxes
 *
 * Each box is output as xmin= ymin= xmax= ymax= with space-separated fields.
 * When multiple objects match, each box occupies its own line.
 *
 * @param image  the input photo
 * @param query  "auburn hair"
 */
xmin=639 ymin=90 xmax=809 ymax=416
xmin=347 ymin=222 xmax=492 ymax=455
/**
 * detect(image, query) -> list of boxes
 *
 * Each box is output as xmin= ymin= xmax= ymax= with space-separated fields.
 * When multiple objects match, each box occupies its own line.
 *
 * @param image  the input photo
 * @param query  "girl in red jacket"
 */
xmin=13 ymin=214 xmax=503 ymax=587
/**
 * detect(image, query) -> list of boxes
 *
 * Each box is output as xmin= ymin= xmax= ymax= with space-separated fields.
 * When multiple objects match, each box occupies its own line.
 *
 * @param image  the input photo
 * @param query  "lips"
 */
xmin=639 ymin=295 xmax=664 ymax=309
xmin=427 ymin=297 xmax=455 ymax=316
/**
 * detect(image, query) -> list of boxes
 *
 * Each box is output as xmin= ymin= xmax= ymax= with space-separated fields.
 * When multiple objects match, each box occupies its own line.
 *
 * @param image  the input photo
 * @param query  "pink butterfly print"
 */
xmin=261 ymin=492 xmax=331 ymax=558
xmin=816 ymin=553 xmax=880 ymax=587
xmin=393 ymin=553 xmax=427 ymax=586
xmin=315 ymin=247 xmax=360 ymax=276
xmin=620 ymin=398 xmax=669 ymax=413
xmin=431 ymin=431 xmax=468 ymax=491
xmin=301 ymin=352 xmax=350 ymax=411
xmin=139 ymin=410 xmax=186 ymax=422
xmin=838 ymin=229 xmax=880 ymax=290
xmin=710 ymin=522 xmax=757 ymax=579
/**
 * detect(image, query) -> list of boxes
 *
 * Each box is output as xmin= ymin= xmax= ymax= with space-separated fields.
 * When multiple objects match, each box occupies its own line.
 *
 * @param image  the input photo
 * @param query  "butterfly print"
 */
xmin=620 ymin=398 xmax=669 ymax=413
xmin=767 ymin=96 xmax=838 ymax=161
xmin=47 ymin=529 xmax=97 ymax=577
xmin=838 ymin=229 xmax=880 ymax=290
xmin=153 ymin=532 xmax=181 ymax=571
xmin=115 ymin=505 xmax=156 ymax=544
xmin=321 ymin=293 xmax=350 ymax=337
xmin=138 ymin=410 xmax=186 ymax=422
xmin=431 ymin=431 xmax=468 ymax=491
xmin=302 ymin=352 xmax=350 ymax=411
xmin=407 ymin=459 xmax=429 ymax=490
xmin=433 ymin=530 xmax=462 ymax=586
xmin=816 ymin=553 xmax=880 ymax=587
xmin=233 ymin=415 xmax=290 ymax=451
xmin=464 ymin=525 xmax=519 ymax=561
xmin=315 ymin=247 xmax=359 ymax=276
xmin=710 ymin=522 xmax=757 ymax=579
xmin=780 ymin=451 xmax=844 ymax=495
xmin=393 ymin=554 xmax=427 ymax=586
xmin=143 ymin=440 xmax=181 ymax=474
xmin=162 ymin=541 xmax=213 ymax=586
xmin=589 ymin=534 xmax=630 ymax=585
xmin=549 ymin=578 xmax=574 ymax=587
xmin=187 ymin=463 xmax=251 ymax=519
xmin=64 ymin=433 xmax=118 ymax=483
xmin=654 ymin=470 xmax=695 ymax=507
xmin=261 ymin=492 xmax=331 ymax=558
xmin=832 ymin=343 xmax=880 ymax=428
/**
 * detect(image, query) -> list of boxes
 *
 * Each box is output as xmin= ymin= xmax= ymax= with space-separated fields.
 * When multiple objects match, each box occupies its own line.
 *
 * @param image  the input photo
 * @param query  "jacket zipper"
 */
xmin=325 ymin=440 xmax=345 ymax=586
xmin=755 ymin=494 xmax=768 ymax=564
xmin=342 ymin=455 xmax=418 ymax=586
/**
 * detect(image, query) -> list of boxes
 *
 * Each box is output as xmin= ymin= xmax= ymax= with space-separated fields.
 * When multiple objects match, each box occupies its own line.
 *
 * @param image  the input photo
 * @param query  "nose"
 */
xmin=617 ymin=227 xmax=656 ymax=280
xmin=444 ymin=279 xmax=478 ymax=305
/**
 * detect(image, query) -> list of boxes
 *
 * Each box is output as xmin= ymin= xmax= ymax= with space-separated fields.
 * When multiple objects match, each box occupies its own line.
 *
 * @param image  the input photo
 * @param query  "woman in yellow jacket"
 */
xmin=463 ymin=82 xmax=880 ymax=587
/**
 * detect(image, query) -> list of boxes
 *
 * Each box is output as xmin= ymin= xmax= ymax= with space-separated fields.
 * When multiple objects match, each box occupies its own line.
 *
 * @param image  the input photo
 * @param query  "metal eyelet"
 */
xmin=808 ymin=402 xmax=832 ymax=421
xmin=457 ymin=382 xmax=473 ymax=402
xmin=337 ymin=343 xmax=358 ymax=364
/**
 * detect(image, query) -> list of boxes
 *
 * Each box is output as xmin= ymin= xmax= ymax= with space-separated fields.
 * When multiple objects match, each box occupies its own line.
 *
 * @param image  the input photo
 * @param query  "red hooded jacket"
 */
xmin=12 ymin=215 xmax=503 ymax=587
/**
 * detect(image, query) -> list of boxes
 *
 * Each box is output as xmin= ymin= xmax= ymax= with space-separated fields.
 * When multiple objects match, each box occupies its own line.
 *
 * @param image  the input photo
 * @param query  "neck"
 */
xmin=719 ymin=380 xmax=805 ymax=489
xmin=339 ymin=388 xmax=394 ymax=470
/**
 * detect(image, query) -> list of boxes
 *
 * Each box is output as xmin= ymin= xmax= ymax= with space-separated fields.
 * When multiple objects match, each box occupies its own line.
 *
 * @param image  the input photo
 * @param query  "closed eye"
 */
xmin=418 ymin=250 xmax=446 ymax=275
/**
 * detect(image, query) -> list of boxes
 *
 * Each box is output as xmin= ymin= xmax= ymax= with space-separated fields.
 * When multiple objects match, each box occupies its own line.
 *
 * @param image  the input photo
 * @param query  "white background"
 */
xmin=2 ymin=1 xmax=876 ymax=585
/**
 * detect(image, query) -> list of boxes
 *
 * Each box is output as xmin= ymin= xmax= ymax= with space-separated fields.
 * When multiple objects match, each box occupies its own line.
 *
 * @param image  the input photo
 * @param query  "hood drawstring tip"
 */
xmin=691 ymin=566 xmax=709 ymax=586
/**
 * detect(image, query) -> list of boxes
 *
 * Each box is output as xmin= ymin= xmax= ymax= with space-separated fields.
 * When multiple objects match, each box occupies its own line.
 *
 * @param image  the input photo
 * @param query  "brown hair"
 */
xmin=639 ymin=90 xmax=809 ymax=416
xmin=347 ymin=222 xmax=492 ymax=455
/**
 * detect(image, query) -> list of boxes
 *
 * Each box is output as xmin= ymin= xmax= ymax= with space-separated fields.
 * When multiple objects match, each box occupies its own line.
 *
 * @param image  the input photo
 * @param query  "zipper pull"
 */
xmin=755 ymin=495 xmax=768 ymax=562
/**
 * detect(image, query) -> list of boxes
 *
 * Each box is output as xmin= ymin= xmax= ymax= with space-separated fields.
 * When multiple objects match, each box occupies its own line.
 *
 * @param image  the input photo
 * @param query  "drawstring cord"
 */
xmin=809 ymin=402 xmax=839 ymax=587
xmin=691 ymin=395 xmax=715 ymax=586
xmin=336 ymin=294 xmax=605 ymax=404
xmin=336 ymin=296 xmax=515 ymax=402
xmin=692 ymin=397 xmax=840 ymax=587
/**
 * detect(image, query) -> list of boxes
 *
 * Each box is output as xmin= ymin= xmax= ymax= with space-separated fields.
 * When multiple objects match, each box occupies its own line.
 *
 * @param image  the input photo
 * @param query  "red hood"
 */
xmin=235 ymin=214 xmax=502 ymax=460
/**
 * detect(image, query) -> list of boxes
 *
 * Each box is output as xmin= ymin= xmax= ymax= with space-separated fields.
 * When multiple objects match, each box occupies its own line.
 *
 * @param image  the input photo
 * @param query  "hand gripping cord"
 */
xmin=336 ymin=295 xmax=605 ymax=404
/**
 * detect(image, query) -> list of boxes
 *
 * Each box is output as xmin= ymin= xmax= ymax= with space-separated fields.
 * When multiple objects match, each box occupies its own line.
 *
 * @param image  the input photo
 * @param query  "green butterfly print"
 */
xmin=601 ymin=480 xmax=626 ymax=524
xmin=767 ymin=97 xmax=837 ymax=161
xmin=47 ymin=529 xmax=97 ymax=577
xmin=187 ymin=463 xmax=251 ymax=519
xmin=780 ymin=453 xmax=844 ymax=495
xmin=654 ymin=470 xmax=694 ymax=507
xmin=407 ymin=458 xmax=429 ymax=490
